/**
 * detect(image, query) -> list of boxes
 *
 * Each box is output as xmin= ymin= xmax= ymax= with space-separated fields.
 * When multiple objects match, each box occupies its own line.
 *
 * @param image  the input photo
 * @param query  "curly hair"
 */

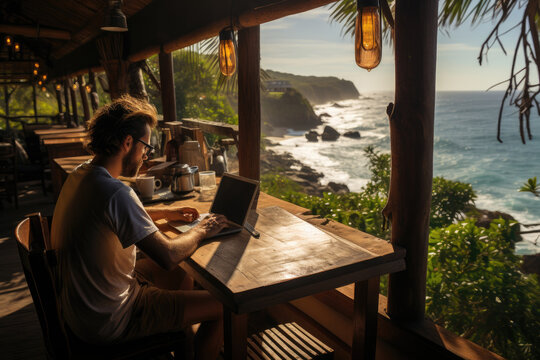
xmin=86 ymin=95 xmax=157 ymax=157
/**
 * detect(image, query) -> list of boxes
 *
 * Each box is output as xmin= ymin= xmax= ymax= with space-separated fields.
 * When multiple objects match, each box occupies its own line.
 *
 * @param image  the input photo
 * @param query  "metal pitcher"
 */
xmin=170 ymin=163 xmax=198 ymax=194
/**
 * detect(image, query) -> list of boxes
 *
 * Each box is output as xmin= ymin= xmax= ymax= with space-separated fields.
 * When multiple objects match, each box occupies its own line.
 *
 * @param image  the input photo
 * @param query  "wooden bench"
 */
xmin=248 ymin=323 xmax=333 ymax=360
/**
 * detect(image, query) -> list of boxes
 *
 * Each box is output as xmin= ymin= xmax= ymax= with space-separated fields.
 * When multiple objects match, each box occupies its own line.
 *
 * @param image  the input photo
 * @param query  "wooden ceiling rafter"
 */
xmin=0 ymin=24 xmax=71 ymax=40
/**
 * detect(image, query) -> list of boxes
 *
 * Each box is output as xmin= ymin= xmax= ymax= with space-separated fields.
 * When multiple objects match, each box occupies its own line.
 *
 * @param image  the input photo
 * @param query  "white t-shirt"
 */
xmin=51 ymin=162 xmax=158 ymax=343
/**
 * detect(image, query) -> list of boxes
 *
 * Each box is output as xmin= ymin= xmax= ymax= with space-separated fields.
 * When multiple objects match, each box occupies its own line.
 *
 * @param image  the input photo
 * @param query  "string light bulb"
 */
xmin=33 ymin=69 xmax=38 ymax=76
xmin=41 ymin=86 xmax=47 ymax=92
xmin=42 ymin=74 xmax=47 ymax=81
xmin=14 ymin=42 xmax=20 ymax=52
xmin=354 ymin=0 xmax=382 ymax=71
xmin=72 ymin=82 xmax=79 ymax=91
xmin=34 ymin=62 xmax=40 ymax=68
xmin=85 ymin=84 xmax=92 ymax=93
xmin=38 ymin=80 xmax=43 ymax=86
xmin=4 ymin=36 xmax=12 ymax=46
xmin=55 ymin=83 xmax=62 ymax=91
xmin=219 ymin=28 xmax=237 ymax=77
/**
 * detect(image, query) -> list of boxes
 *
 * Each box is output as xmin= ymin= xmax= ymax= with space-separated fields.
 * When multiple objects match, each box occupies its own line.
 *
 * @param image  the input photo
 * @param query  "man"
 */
xmin=51 ymin=95 xmax=227 ymax=360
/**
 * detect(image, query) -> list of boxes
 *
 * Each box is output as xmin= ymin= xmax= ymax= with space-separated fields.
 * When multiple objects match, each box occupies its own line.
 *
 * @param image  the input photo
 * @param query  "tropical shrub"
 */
xmin=427 ymin=219 xmax=540 ymax=359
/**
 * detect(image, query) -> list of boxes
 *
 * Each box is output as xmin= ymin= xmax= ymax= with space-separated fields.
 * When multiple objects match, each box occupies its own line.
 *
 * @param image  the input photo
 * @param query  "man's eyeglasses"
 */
xmin=136 ymin=138 xmax=155 ymax=155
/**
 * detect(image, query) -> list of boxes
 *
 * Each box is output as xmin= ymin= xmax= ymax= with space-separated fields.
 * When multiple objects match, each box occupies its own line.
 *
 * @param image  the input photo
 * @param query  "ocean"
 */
xmin=269 ymin=91 xmax=540 ymax=255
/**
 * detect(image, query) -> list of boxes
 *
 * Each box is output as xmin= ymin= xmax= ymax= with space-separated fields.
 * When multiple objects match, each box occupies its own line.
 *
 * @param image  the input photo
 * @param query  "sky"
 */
xmin=259 ymin=4 xmax=525 ymax=92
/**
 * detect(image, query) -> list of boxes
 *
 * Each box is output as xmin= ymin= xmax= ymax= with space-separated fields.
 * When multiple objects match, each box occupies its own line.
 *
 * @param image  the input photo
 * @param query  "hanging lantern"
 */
xmin=4 ymin=36 xmax=12 ymax=46
xmin=219 ymin=28 xmax=237 ymax=77
xmin=14 ymin=42 xmax=20 ymax=52
xmin=355 ymin=0 xmax=382 ymax=70
xmin=72 ymin=82 xmax=79 ymax=91
xmin=55 ymin=83 xmax=62 ymax=91
xmin=42 ymin=74 xmax=47 ymax=81
xmin=33 ymin=69 xmax=38 ymax=76
xmin=101 ymin=0 xmax=128 ymax=32
xmin=85 ymin=84 xmax=92 ymax=93
xmin=38 ymin=80 xmax=43 ymax=86
xmin=41 ymin=86 xmax=47 ymax=92
xmin=34 ymin=62 xmax=40 ymax=68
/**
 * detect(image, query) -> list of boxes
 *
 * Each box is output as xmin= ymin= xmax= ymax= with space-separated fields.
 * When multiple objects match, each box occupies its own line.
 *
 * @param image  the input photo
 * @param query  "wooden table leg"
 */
xmin=223 ymin=306 xmax=248 ymax=360
xmin=352 ymin=277 xmax=380 ymax=360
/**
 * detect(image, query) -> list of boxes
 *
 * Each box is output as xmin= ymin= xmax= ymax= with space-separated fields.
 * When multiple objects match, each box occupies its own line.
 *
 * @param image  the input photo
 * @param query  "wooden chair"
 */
xmin=15 ymin=213 xmax=187 ymax=360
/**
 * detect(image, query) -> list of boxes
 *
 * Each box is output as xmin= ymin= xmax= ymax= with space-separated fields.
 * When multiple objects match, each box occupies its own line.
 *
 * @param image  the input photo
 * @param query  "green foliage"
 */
xmin=362 ymin=146 xmax=390 ymax=196
xmin=431 ymin=177 xmax=476 ymax=228
xmin=427 ymin=219 xmax=540 ymax=359
xmin=519 ymin=177 xmax=539 ymax=197
xmin=144 ymin=51 xmax=238 ymax=126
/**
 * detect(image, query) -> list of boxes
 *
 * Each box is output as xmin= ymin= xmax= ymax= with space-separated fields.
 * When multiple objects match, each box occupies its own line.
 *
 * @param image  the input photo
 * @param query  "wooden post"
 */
xmin=159 ymin=49 xmax=177 ymax=122
xmin=32 ymin=84 xmax=38 ymax=123
xmin=128 ymin=60 xmax=149 ymax=100
xmin=68 ymin=79 xmax=79 ymax=126
xmin=77 ymin=75 xmax=91 ymax=122
xmin=63 ymin=79 xmax=71 ymax=124
xmin=55 ymin=86 xmax=63 ymax=115
xmin=3 ymin=85 xmax=10 ymax=130
xmin=88 ymin=71 xmax=99 ymax=111
xmin=385 ymin=0 xmax=439 ymax=321
xmin=237 ymin=26 xmax=261 ymax=181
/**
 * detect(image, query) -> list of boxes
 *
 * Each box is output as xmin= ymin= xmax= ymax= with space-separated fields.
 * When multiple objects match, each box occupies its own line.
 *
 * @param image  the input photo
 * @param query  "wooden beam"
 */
xmin=238 ymin=26 xmax=261 ymax=181
xmin=158 ymin=50 xmax=177 ymax=123
xmin=88 ymin=70 xmax=99 ymax=111
xmin=63 ymin=79 xmax=71 ymax=124
xmin=55 ymin=87 xmax=63 ymax=115
xmin=128 ymin=61 xmax=149 ymax=101
xmin=32 ymin=84 xmax=38 ymax=123
xmin=0 ymin=24 xmax=71 ymax=40
xmin=385 ymin=0 xmax=439 ymax=321
xmin=77 ymin=75 xmax=91 ymax=121
xmin=4 ymin=85 xmax=10 ymax=130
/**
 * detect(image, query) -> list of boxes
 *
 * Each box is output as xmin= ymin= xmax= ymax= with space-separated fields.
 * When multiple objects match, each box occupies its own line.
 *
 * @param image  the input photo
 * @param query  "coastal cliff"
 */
xmin=265 ymin=69 xmax=360 ymax=105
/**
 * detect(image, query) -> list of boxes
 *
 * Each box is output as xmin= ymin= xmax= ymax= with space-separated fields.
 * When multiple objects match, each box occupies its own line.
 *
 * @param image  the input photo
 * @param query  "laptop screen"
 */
xmin=210 ymin=174 xmax=258 ymax=225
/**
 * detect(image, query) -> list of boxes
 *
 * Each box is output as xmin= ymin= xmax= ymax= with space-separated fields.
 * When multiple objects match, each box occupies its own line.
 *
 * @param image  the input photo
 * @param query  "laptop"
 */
xmin=170 ymin=173 xmax=259 ymax=239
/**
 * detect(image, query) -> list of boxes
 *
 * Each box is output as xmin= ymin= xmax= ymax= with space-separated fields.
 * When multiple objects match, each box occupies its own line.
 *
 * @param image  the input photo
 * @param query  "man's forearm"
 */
xmin=167 ymin=228 xmax=206 ymax=268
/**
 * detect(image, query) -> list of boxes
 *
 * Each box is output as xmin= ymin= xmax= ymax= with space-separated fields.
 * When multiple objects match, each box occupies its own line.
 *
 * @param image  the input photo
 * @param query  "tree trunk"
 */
xmin=77 ymin=75 xmax=91 ymax=121
xmin=238 ymin=26 xmax=261 ymax=182
xmin=128 ymin=60 xmax=149 ymax=101
xmin=159 ymin=50 xmax=177 ymax=123
xmin=385 ymin=0 xmax=438 ymax=322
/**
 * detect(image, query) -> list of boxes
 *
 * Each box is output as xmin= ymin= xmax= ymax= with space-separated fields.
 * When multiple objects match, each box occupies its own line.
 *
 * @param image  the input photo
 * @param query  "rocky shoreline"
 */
xmin=261 ymin=139 xmax=349 ymax=196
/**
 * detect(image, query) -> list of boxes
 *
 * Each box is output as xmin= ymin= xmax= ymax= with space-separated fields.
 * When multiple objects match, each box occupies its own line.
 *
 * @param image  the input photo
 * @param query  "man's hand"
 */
xmin=146 ymin=206 xmax=199 ymax=223
xmin=196 ymin=214 xmax=228 ymax=238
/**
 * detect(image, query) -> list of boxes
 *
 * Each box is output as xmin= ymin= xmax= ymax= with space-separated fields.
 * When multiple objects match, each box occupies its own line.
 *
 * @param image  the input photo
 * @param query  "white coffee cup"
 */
xmin=136 ymin=176 xmax=162 ymax=198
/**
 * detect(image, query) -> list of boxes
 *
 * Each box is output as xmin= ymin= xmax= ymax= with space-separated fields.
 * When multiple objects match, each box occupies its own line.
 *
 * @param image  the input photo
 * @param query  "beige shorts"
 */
xmin=118 ymin=272 xmax=188 ymax=341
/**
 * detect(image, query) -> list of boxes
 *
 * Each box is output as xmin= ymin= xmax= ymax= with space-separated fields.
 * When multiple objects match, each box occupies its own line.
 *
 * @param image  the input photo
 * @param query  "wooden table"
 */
xmin=157 ymin=193 xmax=406 ymax=360
xmin=38 ymin=131 xmax=88 ymax=141
xmin=50 ymin=158 xmax=406 ymax=359
xmin=34 ymin=126 xmax=85 ymax=137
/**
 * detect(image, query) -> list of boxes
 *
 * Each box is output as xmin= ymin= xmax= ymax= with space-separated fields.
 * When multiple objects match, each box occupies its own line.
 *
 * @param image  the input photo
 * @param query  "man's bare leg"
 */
xmin=182 ymin=291 xmax=223 ymax=360
xmin=135 ymin=258 xmax=223 ymax=360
